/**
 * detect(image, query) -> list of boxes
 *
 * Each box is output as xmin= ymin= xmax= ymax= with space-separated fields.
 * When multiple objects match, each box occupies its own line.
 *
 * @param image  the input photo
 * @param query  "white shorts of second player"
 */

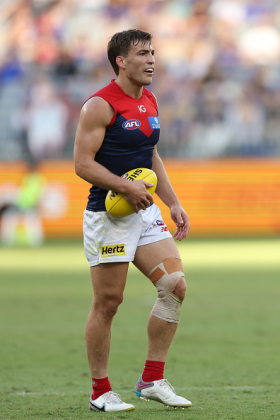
xmin=83 ymin=204 xmax=172 ymax=267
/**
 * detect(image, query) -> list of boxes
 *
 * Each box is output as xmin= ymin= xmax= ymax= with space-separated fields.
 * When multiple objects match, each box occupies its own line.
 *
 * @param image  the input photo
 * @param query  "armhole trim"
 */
xmin=150 ymin=91 xmax=159 ymax=114
xmin=107 ymin=106 xmax=117 ymax=128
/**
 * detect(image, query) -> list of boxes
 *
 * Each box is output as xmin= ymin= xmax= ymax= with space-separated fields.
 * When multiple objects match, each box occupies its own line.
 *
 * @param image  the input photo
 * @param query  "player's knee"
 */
xmin=148 ymin=258 xmax=185 ymax=323
xmin=106 ymin=295 xmax=123 ymax=318
xmin=94 ymin=293 xmax=123 ymax=319
xmin=173 ymin=277 xmax=187 ymax=301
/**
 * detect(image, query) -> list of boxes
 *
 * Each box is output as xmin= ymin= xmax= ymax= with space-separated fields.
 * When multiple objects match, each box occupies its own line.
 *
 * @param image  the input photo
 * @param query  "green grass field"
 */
xmin=0 ymin=237 xmax=280 ymax=420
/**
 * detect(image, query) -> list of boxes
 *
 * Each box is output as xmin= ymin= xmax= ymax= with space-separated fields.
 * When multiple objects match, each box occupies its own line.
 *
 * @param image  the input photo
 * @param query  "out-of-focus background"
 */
xmin=0 ymin=0 xmax=280 ymax=243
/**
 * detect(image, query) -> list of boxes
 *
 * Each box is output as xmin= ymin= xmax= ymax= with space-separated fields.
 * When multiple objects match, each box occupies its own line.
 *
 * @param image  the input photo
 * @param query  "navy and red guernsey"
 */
xmin=85 ymin=80 xmax=160 ymax=211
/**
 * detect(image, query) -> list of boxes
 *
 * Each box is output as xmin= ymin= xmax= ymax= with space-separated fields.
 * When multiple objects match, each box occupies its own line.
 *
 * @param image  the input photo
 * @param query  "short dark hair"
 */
xmin=107 ymin=29 xmax=152 ymax=75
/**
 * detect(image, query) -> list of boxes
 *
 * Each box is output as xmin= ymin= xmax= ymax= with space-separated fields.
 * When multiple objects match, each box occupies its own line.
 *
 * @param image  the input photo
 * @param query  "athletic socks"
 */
xmin=92 ymin=377 xmax=112 ymax=400
xmin=142 ymin=360 xmax=165 ymax=382
xmin=91 ymin=362 xmax=164 ymax=399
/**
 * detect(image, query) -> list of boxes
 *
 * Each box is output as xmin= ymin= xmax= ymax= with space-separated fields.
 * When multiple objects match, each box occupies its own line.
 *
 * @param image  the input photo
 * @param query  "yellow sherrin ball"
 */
xmin=105 ymin=168 xmax=157 ymax=218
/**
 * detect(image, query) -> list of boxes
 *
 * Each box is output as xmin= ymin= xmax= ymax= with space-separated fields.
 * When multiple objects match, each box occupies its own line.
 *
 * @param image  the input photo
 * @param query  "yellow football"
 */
xmin=105 ymin=168 xmax=157 ymax=218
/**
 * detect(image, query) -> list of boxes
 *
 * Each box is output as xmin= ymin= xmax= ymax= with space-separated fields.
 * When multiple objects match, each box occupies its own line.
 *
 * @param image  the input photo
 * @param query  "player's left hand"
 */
xmin=170 ymin=205 xmax=190 ymax=241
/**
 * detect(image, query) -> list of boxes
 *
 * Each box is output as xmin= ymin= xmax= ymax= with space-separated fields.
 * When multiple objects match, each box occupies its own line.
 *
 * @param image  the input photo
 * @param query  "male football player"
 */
xmin=74 ymin=29 xmax=191 ymax=412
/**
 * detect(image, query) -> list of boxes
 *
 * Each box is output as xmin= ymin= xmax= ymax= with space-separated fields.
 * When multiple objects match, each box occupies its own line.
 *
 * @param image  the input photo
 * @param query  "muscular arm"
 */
xmin=152 ymin=146 xmax=190 ymax=240
xmin=74 ymin=97 xmax=153 ymax=212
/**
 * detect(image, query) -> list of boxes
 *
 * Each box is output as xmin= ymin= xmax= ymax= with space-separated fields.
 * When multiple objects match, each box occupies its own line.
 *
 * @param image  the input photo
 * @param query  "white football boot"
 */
xmin=89 ymin=391 xmax=135 ymax=412
xmin=134 ymin=376 xmax=192 ymax=408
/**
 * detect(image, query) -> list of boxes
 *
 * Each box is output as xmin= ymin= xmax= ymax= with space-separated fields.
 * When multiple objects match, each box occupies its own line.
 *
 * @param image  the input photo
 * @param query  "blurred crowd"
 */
xmin=1 ymin=0 xmax=280 ymax=161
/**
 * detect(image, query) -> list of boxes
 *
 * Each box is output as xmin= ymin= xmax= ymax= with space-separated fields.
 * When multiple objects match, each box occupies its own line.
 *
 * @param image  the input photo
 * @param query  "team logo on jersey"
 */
xmin=138 ymin=105 xmax=146 ymax=113
xmin=148 ymin=116 xmax=160 ymax=129
xmin=122 ymin=119 xmax=141 ymax=130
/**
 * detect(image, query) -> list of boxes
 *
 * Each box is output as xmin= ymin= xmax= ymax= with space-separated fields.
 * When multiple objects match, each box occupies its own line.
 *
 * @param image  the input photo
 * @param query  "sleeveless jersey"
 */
xmin=86 ymin=80 xmax=160 ymax=211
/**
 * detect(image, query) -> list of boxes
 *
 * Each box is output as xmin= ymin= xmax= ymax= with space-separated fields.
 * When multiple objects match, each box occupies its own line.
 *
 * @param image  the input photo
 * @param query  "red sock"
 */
xmin=142 ymin=360 xmax=165 ymax=382
xmin=92 ymin=377 xmax=112 ymax=400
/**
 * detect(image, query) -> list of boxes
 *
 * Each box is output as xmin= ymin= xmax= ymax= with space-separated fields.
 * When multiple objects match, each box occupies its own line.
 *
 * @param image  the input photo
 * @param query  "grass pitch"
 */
xmin=0 ymin=237 xmax=280 ymax=419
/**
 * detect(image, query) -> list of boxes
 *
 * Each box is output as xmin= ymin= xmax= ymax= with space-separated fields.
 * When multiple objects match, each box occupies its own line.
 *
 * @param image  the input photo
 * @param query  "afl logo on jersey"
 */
xmin=122 ymin=119 xmax=141 ymax=130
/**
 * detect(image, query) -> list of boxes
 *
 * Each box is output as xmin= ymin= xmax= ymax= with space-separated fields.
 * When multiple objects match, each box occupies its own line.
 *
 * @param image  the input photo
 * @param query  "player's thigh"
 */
xmin=90 ymin=261 xmax=129 ymax=303
xmin=133 ymin=238 xmax=180 ymax=277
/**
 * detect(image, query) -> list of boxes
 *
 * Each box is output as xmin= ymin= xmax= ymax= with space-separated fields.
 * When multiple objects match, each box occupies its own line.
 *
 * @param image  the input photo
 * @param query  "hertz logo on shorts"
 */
xmin=101 ymin=244 xmax=126 ymax=257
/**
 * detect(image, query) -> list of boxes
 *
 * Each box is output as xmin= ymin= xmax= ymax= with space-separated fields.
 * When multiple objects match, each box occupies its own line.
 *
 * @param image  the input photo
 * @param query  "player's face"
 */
xmin=122 ymin=41 xmax=155 ymax=86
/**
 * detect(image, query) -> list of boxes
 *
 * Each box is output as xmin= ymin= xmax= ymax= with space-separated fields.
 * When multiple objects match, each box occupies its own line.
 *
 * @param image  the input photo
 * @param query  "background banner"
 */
xmin=0 ymin=159 xmax=279 ymax=237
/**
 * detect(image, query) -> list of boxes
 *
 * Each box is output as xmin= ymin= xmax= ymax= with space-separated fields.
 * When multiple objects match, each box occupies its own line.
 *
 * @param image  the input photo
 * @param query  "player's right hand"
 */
xmin=123 ymin=180 xmax=154 ymax=213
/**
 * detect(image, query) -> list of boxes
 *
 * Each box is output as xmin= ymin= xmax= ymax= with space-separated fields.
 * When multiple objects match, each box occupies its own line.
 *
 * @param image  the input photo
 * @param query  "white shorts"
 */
xmin=83 ymin=204 xmax=172 ymax=266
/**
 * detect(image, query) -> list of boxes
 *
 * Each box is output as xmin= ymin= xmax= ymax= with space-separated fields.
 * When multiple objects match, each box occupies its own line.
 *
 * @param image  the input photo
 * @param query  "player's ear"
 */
xmin=116 ymin=56 xmax=126 ymax=70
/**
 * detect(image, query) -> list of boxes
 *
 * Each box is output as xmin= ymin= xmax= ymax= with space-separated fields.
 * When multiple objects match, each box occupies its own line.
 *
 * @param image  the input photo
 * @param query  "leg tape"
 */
xmin=148 ymin=258 xmax=184 ymax=323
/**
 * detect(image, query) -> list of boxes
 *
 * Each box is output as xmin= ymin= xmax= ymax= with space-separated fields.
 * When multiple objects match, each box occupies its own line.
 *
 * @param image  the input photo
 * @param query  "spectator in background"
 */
xmin=0 ymin=48 xmax=23 ymax=85
xmin=225 ymin=89 xmax=265 ymax=155
xmin=0 ymin=161 xmax=45 ymax=247
xmin=54 ymin=47 xmax=77 ymax=78
xmin=238 ymin=14 xmax=280 ymax=66
xmin=22 ymin=80 xmax=69 ymax=160
xmin=1 ymin=0 xmax=280 ymax=160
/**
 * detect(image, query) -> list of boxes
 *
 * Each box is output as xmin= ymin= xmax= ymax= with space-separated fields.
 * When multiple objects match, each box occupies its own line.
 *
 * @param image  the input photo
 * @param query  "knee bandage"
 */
xmin=148 ymin=258 xmax=184 ymax=323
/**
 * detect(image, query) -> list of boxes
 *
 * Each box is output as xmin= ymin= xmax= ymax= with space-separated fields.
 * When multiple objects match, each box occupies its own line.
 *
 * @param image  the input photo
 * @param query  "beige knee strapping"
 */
xmin=148 ymin=258 xmax=184 ymax=323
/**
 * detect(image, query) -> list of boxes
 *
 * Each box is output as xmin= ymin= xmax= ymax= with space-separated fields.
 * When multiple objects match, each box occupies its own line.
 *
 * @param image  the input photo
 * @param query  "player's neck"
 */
xmin=114 ymin=77 xmax=143 ymax=100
